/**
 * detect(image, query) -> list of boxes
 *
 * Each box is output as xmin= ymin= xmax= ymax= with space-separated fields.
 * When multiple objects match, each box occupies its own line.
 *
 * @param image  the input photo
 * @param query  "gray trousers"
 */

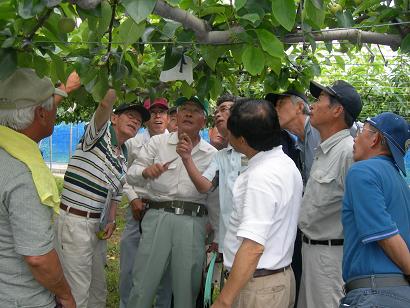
xmin=119 ymin=208 xmax=172 ymax=308
xmin=127 ymin=209 xmax=207 ymax=308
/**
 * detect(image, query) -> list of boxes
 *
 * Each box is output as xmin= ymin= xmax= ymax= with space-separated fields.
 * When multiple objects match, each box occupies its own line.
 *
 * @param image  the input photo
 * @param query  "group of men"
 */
xmin=0 ymin=67 xmax=409 ymax=308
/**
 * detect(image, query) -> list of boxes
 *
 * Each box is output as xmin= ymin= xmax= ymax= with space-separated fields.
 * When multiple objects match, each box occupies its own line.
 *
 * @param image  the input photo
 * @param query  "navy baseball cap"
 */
xmin=114 ymin=103 xmax=150 ymax=122
xmin=310 ymin=80 xmax=362 ymax=121
xmin=366 ymin=112 xmax=410 ymax=175
xmin=265 ymin=90 xmax=308 ymax=107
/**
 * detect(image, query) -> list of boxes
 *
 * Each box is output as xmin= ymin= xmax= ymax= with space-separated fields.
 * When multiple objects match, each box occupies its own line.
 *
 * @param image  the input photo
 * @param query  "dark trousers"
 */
xmin=292 ymin=228 xmax=303 ymax=307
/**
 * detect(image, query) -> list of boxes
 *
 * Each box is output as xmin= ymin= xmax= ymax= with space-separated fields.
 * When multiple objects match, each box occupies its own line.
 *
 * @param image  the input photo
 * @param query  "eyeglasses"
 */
xmin=356 ymin=126 xmax=377 ymax=137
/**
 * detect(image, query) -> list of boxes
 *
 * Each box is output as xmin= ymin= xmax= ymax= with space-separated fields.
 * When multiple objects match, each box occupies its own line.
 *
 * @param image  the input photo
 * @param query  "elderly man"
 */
xmin=266 ymin=90 xmax=321 ymax=304
xmin=176 ymin=94 xmax=245 ymax=256
xmin=119 ymin=97 xmax=171 ymax=308
xmin=55 ymin=87 xmax=150 ymax=307
xmin=298 ymin=80 xmax=363 ymax=308
xmin=340 ymin=112 xmax=410 ymax=307
xmin=0 ymin=68 xmax=77 ymax=307
xmin=267 ymin=90 xmax=320 ymax=183
xmin=126 ymin=96 xmax=216 ymax=308
xmin=212 ymin=99 xmax=303 ymax=308
xmin=167 ymin=106 xmax=178 ymax=132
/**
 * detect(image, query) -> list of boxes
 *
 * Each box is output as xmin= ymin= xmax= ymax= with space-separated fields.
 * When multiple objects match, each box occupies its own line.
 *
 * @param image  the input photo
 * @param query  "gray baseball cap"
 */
xmin=0 ymin=68 xmax=67 ymax=110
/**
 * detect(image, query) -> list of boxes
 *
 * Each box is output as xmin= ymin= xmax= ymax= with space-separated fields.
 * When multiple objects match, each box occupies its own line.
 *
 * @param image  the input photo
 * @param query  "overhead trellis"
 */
xmin=0 ymin=0 xmax=409 ymax=122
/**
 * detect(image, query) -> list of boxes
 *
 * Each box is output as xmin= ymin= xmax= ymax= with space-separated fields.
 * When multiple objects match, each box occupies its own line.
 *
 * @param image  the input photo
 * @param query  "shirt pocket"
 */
xmin=309 ymin=168 xmax=342 ymax=207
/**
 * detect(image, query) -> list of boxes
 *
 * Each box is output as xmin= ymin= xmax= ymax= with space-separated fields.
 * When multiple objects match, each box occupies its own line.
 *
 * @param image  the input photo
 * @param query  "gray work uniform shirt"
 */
xmin=0 ymin=149 xmax=55 ymax=308
xmin=298 ymin=129 xmax=354 ymax=240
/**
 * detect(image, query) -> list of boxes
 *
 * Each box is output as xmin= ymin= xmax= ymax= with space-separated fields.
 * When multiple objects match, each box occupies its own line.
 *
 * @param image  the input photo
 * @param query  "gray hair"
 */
xmin=0 ymin=96 xmax=54 ymax=130
xmin=289 ymin=95 xmax=310 ymax=115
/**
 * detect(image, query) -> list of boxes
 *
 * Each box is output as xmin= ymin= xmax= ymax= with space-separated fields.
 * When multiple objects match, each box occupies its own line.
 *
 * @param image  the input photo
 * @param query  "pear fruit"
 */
xmin=96 ymin=230 xmax=105 ymax=240
xmin=330 ymin=3 xmax=343 ymax=14
xmin=58 ymin=17 xmax=76 ymax=33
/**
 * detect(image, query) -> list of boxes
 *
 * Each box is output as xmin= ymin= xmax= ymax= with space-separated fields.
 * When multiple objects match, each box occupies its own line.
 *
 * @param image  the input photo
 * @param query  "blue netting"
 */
xmin=39 ymin=123 xmax=210 ymax=164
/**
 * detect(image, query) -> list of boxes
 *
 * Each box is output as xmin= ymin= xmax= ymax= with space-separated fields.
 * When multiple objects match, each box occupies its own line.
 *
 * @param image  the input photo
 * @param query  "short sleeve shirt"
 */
xmin=61 ymin=113 xmax=128 ymax=212
xmin=223 ymin=147 xmax=303 ymax=270
xmin=342 ymin=156 xmax=410 ymax=281
xmin=298 ymin=129 xmax=354 ymax=240
xmin=0 ymin=149 xmax=55 ymax=307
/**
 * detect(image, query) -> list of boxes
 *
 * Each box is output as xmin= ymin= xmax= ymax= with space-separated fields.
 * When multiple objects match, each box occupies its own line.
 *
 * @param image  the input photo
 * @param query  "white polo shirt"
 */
xmin=223 ymin=146 xmax=303 ymax=270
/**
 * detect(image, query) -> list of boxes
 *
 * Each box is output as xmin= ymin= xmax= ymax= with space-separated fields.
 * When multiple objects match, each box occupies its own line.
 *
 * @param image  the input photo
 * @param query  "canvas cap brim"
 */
xmin=310 ymin=81 xmax=330 ymax=98
xmin=115 ymin=105 xmax=151 ymax=122
xmin=54 ymin=88 xmax=68 ymax=98
xmin=386 ymin=137 xmax=406 ymax=176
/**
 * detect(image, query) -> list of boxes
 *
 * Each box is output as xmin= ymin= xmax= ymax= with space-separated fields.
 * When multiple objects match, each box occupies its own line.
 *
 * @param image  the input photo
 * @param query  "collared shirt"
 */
xmin=298 ymin=129 xmax=354 ymax=240
xmin=202 ymin=145 xmax=246 ymax=250
xmin=223 ymin=147 xmax=303 ymax=270
xmin=295 ymin=116 xmax=321 ymax=184
xmin=61 ymin=113 xmax=127 ymax=213
xmin=123 ymin=129 xmax=168 ymax=202
xmin=127 ymin=132 xmax=217 ymax=204
xmin=342 ymin=156 xmax=410 ymax=281
xmin=0 ymin=149 xmax=55 ymax=307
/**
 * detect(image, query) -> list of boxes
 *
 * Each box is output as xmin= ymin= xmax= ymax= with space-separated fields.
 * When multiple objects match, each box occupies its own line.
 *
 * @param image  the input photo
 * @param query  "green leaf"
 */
xmin=200 ymin=45 xmax=227 ymax=71
xmin=242 ymin=46 xmax=265 ymax=76
xmin=235 ymin=0 xmax=247 ymax=10
xmin=400 ymin=34 xmax=410 ymax=53
xmin=334 ymin=55 xmax=345 ymax=70
xmin=335 ymin=11 xmax=353 ymax=28
xmin=48 ymin=52 xmax=66 ymax=82
xmin=265 ymin=55 xmax=282 ymax=76
xmin=32 ymin=55 xmax=50 ymax=77
xmin=240 ymin=13 xmax=260 ymax=25
xmin=209 ymin=75 xmax=223 ymax=100
xmin=303 ymin=0 xmax=325 ymax=29
xmin=180 ymin=81 xmax=194 ymax=98
xmin=0 ymin=48 xmax=17 ymax=80
xmin=1 ymin=37 xmax=15 ymax=48
xmin=196 ymin=75 xmax=211 ymax=99
xmin=272 ymin=0 xmax=297 ymax=32
xmin=122 ymin=0 xmax=156 ymax=24
xmin=118 ymin=18 xmax=145 ymax=50
xmin=163 ymin=46 xmax=182 ymax=71
xmin=92 ymin=68 xmax=109 ymax=102
xmin=96 ymin=0 xmax=112 ymax=37
xmin=256 ymin=29 xmax=284 ymax=58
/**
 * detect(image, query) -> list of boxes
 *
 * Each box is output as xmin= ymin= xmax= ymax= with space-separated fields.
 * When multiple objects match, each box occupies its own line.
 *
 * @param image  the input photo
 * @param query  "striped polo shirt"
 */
xmin=61 ymin=113 xmax=128 ymax=213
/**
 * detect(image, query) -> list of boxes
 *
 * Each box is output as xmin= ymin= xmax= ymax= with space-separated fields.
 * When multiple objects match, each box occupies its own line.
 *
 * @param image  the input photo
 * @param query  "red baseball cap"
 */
xmin=143 ymin=97 xmax=169 ymax=111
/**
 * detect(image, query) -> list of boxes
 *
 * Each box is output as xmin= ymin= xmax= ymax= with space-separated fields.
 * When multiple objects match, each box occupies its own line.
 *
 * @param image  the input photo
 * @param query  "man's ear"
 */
xmin=297 ymin=101 xmax=305 ymax=114
xmin=111 ymin=113 xmax=118 ymax=125
xmin=34 ymin=106 xmax=47 ymax=126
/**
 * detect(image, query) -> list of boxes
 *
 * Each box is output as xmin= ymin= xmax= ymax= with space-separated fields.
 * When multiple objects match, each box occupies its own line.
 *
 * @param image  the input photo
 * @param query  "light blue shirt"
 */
xmin=202 ymin=145 xmax=247 ymax=251
xmin=295 ymin=116 xmax=321 ymax=184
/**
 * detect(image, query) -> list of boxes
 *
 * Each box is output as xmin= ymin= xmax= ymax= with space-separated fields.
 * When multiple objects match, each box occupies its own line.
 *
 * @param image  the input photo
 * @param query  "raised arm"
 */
xmin=94 ymin=89 xmax=117 ymax=131
xmin=176 ymin=133 xmax=213 ymax=193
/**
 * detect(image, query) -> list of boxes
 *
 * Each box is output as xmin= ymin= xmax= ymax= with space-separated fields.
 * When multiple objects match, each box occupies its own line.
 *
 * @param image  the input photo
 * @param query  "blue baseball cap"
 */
xmin=366 ymin=112 xmax=410 ymax=175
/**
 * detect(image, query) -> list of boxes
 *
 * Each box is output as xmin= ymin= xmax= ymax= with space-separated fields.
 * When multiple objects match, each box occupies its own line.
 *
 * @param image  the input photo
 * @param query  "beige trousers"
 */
xmin=233 ymin=267 xmax=295 ymax=308
xmin=297 ymin=243 xmax=344 ymax=308
xmin=54 ymin=210 xmax=107 ymax=308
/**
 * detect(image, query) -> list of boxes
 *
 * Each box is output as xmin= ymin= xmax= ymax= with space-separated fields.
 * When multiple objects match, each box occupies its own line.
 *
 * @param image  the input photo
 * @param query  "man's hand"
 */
xmin=64 ymin=71 xmax=81 ymax=94
xmin=211 ymin=298 xmax=231 ymax=308
xmin=103 ymin=88 xmax=117 ymax=106
xmin=207 ymin=242 xmax=219 ymax=253
xmin=130 ymin=199 xmax=145 ymax=220
xmin=142 ymin=163 xmax=169 ymax=179
xmin=56 ymin=294 xmax=76 ymax=308
xmin=176 ymin=133 xmax=193 ymax=161
xmin=102 ymin=222 xmax=116 ymax=240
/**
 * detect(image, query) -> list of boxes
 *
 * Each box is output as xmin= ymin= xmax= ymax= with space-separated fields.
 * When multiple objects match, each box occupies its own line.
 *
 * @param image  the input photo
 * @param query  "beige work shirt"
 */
xmin=298 ymin=129 xmax=354 ymax=240
xmin=126 ymin=132 xmax=217 ymax=205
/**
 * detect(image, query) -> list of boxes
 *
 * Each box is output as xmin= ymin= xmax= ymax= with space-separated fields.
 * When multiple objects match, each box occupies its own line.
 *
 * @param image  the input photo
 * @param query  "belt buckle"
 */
xmin=173 ymin=206 xmax=184 ymax=215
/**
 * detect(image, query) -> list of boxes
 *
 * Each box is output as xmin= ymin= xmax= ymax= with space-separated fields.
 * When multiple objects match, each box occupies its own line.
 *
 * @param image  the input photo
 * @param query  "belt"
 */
xmin=302 ymin=234 xmax=344 ymax=246
xmin=60 ymin=203 xmax=101 ymax=219
xmin=225 ymin=265 xmax=291 ymax=279
xmin=344 ymin=275 xmax=410 ymax=293
xmin=147 ymin=200 xmax=208 ymax=217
